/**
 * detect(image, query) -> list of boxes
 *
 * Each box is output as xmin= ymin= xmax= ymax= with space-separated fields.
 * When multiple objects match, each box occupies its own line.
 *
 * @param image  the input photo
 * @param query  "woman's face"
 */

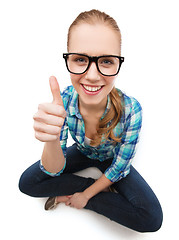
xmin=68 ymin=23 xmax=121 ymax=108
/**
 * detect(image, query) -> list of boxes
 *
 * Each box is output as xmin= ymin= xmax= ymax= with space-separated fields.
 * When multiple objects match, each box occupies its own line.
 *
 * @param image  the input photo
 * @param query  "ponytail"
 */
xmin=90 ymin=88 xmax=123 ymax=146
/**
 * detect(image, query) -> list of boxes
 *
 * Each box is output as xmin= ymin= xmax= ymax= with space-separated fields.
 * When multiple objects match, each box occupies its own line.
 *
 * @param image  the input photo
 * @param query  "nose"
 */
xmin=85 ymin=62 xmax=100 ymax=81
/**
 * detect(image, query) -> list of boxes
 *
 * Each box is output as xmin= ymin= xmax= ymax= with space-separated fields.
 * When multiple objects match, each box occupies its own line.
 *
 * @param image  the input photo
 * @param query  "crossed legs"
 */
xmin=19 ymin=144 xmax=163 ymax=232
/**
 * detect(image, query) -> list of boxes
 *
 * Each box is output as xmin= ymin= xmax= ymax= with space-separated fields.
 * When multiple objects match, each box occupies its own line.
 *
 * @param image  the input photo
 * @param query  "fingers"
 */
xmin=38 ymin=103 xmax=66 ymax=118
xmin=34 ymin=131 xmax=59 ymax=142
xmin=33 ymin=121 xmax=61 ymax=136
xmin=33 ymin=110 xmax=65 ymax=127
xmin=49 ymin=76 xmax=64 ymax=106
xmin=65 ymin=199 xmax=72 ymax=207
xmin=33 ymin=76 xmax=66 ymax=143
xmin=65 ymin=195 xmax=72 ymax=206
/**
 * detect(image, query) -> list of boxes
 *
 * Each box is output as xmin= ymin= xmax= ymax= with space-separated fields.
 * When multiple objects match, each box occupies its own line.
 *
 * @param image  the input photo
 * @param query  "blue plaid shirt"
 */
xmin=40 ymin=85 xmax=142 ymax=182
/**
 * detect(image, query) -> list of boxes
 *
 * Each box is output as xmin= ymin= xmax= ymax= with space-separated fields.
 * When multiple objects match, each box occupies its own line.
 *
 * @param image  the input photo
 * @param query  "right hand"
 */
xmin=33 ymin=76 xmax=66 ymax=142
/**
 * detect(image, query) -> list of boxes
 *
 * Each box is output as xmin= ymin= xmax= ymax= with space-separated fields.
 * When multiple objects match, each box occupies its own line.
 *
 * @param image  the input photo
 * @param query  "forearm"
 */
xmin=83 ymin=174 xmax=113 ymax=200
xmin=41 ymin=139 xmax=65 ymax=174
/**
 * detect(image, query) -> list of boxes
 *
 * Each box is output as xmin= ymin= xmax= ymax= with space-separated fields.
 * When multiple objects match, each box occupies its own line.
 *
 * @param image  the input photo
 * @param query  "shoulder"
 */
xmin=116 ymin=88 xmax=142 ymax=112
xmin=115 ymin=88 xmax=142 ymax=124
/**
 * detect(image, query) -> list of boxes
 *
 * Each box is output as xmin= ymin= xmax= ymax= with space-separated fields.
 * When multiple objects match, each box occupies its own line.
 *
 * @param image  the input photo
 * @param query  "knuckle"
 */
xmin=57 ymin=105 xmax=66 ymax=117
xmin=34 ymin=110 xmax=46 ymax=122
xmin=33 ymin=112 xmax=38 ymax=120
xmin=54 ymin=126 xmax=61 ymax=135
xmin=33 ymin=122 xmax=37 ymax=130
xmin=33 ymin=111 xmax=41 ymax=120
xmin=58 ymin=118 xmax=65 ymax=127
xmin=35 ymin=131 xmax=42 ymax=141
xmin=50 ymin=134 xmax=59 ymax=141
xmin=62 ymin=109 xmax=66 ymax=118
xmin=34 ymin=131 xmax=58 ymax=142
xmin=38 ymin=103 xmax=45 ymax=110
xmin=33 ymin=122 xmax=42 ymax=132
xmin=60 ymin=106 xmax=66 ymax=114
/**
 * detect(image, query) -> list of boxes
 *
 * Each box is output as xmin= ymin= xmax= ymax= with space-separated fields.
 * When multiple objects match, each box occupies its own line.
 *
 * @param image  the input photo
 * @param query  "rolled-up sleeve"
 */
xmin=39 ymin=160 xmax=66 ymax=177
xmin=105 ymin=98 xmax=142 ymax=182
xmin=59 ymin=117 xmax=69 ymax=159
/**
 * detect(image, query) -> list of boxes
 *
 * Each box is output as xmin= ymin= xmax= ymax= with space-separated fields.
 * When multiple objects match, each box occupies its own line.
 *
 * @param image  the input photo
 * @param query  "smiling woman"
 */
xmin=67 ymin=22 xmax=124 ymax=145
xmin=19 ymin=9 xmax=163 ymax=233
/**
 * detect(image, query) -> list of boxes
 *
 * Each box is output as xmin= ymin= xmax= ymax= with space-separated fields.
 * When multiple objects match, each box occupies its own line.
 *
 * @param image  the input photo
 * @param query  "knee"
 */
xmin=18 ymin=171 xmax=34 ymax=196
xmin=137 ymin=202 xmax=163 ymax=233
xmin=18 ymin=161 xmax=42 ymax=197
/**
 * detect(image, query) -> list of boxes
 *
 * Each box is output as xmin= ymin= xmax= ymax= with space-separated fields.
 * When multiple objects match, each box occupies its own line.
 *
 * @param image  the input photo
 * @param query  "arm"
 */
xmin=34 ymin=76 xmax=67 ymax=175
xmin=104 ymin=97 xmax=142 ymax=182
xmin=40 ymin=118 xmax=68 ymax=175
xmin=66 ymin=174 xmax=113 ymax=209
xmin=83 ymin=174 xmax=112 ymax=199
xmin=41 ymin=139 xmax=65 ymax=174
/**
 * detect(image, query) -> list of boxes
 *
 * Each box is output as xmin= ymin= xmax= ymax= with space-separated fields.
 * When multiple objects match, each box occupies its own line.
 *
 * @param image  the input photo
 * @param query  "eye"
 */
xmin=74 ymin=57 xmax=86 ymax=63
xmin=102 ymin=59 xmax=114 ymax=64
xmin=72 ymin=55 xmax=88 ymax=65
xmin=99 ymin=58 xmax=115 ymax=68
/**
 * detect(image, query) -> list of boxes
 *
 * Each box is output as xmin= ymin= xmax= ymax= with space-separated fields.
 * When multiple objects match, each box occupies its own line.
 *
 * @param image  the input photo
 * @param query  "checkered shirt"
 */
xmin=40 ymin=85 xmax=142 ymax=182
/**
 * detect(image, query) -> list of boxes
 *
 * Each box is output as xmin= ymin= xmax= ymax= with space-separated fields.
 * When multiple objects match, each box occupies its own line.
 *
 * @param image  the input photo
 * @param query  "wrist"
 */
xmin=83 ymin=189 xmax=92 ymax=201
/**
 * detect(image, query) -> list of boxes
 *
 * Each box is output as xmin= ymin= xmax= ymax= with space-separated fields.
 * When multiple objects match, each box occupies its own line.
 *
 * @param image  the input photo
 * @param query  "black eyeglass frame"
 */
xmin=63 ymin=53 xmax=124 ymax=77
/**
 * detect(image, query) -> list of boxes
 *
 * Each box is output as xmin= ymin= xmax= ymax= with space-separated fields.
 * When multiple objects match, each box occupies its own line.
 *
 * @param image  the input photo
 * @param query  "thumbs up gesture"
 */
xmin=33 ymin=76 xmax=66 ymax=142
xmin=49 ymin=76 xmax=64 ymax=105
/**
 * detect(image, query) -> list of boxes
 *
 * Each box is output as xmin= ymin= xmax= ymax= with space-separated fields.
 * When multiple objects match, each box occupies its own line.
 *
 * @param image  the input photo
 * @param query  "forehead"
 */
xmin=69 ymin=23 xmax=121 ymax=55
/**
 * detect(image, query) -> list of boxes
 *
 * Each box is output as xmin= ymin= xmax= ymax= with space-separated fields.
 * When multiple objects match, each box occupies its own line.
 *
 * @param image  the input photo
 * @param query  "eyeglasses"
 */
xmin=63 ymin=53 xmax=124 ymax=76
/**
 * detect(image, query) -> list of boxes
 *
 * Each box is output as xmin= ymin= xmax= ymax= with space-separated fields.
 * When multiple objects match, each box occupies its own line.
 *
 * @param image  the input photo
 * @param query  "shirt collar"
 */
xmin=68 ymin=88 xmax=82 ymax=119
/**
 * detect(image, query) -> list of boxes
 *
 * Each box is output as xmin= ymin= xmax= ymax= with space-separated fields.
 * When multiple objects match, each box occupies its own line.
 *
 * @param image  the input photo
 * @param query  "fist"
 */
xmin=33 ymin=76 xmax=66 ymax=142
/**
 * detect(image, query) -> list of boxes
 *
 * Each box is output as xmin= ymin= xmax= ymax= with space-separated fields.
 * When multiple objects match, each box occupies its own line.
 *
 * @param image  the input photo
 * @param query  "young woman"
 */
xmin=19 ymin=9 xmax=163 ymax=232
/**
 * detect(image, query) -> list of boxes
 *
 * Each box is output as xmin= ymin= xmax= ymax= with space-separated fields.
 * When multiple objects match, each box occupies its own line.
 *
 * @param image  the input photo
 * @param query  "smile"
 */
xmin=82 ymin=84 xmax=102 ymax=92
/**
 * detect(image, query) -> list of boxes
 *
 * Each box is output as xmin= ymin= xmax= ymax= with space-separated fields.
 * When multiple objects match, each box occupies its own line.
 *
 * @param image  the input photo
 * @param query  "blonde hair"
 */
xmin=67 ymin=9 xmax=123 ymax=146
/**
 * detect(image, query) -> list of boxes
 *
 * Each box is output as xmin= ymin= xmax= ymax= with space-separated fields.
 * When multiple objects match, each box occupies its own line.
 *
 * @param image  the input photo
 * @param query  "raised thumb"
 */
xmin=49 ymin=76 xmax=63 ymax=105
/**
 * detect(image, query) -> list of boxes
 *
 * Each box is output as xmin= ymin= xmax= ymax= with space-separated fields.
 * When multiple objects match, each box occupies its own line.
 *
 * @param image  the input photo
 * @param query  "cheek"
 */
xmin=103 ymin=77 xmax=117 ymax=94
xmin=70 ymin=74 xmax=80 ymax=85
xmin=105 ymin=76 xmax=116 ymax=87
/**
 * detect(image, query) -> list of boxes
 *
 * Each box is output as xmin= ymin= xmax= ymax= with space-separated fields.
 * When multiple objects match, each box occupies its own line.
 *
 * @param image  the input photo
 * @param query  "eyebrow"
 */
xmin=74 ymin=52 xmax=117 ymax=57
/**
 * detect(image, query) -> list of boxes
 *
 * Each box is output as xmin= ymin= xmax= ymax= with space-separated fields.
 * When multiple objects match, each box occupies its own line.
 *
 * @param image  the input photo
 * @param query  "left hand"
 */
xmin=65 ymin=192 xmax=89 ymax=209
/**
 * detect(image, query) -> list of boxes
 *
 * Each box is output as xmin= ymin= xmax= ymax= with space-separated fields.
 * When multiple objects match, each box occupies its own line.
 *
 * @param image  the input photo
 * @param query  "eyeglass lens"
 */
xmin=67 ymin=54 xmax=120 ymax=76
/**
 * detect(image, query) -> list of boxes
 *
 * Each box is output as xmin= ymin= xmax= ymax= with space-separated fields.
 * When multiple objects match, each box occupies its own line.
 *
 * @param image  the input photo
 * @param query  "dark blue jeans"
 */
xmin=19 ymin=144 xmax=163 ymax=232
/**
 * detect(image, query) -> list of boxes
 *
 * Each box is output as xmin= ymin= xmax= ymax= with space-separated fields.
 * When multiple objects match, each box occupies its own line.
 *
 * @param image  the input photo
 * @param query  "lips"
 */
xmin=81 ymin=84 xmax=104 ymax=95
xmin=83 ymin=84 xmax=102 ymax=92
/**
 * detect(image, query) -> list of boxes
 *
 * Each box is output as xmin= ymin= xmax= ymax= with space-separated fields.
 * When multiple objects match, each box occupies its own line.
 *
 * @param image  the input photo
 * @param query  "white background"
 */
xmin=0 ymin=0 xmax=179 ymax=239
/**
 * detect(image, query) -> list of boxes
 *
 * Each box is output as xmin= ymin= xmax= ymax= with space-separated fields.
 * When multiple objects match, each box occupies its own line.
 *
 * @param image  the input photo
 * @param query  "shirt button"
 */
xmin=95 ymin=150 xmax=99 ymax=155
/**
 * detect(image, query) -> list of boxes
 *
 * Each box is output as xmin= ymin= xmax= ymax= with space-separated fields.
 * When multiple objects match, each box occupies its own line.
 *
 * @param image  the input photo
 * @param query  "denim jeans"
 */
xmin=19 ymin=144 xmax=163 ymax=232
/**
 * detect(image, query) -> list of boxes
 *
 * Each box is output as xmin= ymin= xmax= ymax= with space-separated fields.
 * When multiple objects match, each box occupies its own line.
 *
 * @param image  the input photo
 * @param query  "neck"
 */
xmin=78 ymin=96 xmax=107 ymax=118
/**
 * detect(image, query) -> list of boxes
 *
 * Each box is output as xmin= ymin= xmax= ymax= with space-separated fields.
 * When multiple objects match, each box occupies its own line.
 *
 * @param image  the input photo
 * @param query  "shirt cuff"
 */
xmin=39 ymin=160 xmax=66 ymax=177
xmin=104 ymin=168 xmax=130 ymax=183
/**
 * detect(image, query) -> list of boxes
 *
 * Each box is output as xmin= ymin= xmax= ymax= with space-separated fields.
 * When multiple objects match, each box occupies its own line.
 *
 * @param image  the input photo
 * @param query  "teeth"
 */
xmin=83 ymin=85 xmax=102 ymax=92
